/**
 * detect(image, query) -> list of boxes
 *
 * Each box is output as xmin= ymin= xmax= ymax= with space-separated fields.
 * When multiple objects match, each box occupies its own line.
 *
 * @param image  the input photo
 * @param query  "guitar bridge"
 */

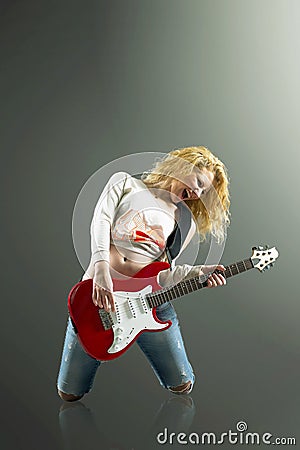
xmin=98 ymin=309 xmax=113 ymax=330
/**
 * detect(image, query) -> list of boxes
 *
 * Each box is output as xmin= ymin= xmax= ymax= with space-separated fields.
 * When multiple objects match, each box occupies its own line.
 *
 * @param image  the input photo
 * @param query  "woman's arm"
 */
xmin=90 ymin=172 xmax=129 ymax=312
xmin=157 ymin=263 xmax=226 ymax=288
xmin=93 ymin=260 xmax=115 ymax=311
xmin=91 ymin=172 xmax=128 ymax=265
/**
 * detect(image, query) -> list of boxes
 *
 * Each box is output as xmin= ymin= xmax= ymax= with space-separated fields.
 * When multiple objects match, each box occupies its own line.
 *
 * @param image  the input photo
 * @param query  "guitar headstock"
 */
xmin=251 ymin=245 xmax=279 ymax=272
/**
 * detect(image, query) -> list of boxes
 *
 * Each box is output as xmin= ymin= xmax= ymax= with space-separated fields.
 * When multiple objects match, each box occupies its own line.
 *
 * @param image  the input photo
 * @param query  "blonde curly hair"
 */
xmin=142 ymin=146 xmax=230 ymax=243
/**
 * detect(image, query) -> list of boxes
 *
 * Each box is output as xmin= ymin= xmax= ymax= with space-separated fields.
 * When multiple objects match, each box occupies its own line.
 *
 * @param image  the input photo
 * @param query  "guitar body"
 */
xmin=68 ymin=261 xmax=171 ymax=360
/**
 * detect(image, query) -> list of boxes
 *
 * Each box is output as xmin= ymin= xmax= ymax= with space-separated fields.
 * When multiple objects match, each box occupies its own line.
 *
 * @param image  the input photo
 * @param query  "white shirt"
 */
xmin=86 ymin=172 xmax=199 ymax=286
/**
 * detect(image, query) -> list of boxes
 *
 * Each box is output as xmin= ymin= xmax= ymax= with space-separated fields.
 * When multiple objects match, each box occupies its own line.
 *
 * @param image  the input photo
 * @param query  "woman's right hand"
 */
xmin=92 ymin=261 xmax=115 ymax=312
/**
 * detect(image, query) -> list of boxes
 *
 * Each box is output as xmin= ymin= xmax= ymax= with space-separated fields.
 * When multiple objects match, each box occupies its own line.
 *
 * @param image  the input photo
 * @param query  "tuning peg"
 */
xmin=265 ymin=245 xmax=269 ymax=250
xmin=252 ymin=246 xmax=257 ymax=251
xmin=258 ymin=246 xmax=264 ymax=250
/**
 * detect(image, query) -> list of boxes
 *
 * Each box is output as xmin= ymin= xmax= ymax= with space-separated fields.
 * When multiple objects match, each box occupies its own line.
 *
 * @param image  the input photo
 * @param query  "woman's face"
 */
xmin=168 ymin=167 xmax=214 ymax=204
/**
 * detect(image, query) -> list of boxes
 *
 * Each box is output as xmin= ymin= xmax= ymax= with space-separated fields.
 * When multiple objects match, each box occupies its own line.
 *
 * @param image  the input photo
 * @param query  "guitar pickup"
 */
xmin=98 ymin=309 xmax=113 ymax=330
xmin=127 ymin=299 xmax=137 ymax=318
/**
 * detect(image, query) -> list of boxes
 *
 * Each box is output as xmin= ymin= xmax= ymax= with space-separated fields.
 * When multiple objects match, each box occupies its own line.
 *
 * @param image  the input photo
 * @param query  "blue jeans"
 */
xmin=57 ymin=302 xmax=195 ymax=396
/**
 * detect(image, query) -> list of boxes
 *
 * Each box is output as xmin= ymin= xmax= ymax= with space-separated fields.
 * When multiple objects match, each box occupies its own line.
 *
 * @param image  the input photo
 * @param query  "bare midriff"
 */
xmin=83 ymin=243 xmax=163 ymax=280
xmin=108 ymin=244 xmax=158 ymax=278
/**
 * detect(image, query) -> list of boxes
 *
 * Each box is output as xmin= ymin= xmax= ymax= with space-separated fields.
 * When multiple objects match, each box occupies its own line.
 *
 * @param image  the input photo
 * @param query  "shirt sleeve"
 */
xmin=157 ymin=263 xmax=203 ymax=287
xmin=90 ymin=172 xmax=129 ymax=265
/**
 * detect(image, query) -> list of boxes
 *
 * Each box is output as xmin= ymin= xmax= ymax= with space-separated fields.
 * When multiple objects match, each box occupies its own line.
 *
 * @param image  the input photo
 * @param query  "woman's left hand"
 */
xmin=199 ymin=265 xmax=226 ymax=288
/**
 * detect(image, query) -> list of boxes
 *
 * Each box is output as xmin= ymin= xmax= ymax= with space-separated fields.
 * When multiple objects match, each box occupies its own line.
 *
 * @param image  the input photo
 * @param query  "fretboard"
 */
xmin=146 ymin=258 xmax=254 ymax=308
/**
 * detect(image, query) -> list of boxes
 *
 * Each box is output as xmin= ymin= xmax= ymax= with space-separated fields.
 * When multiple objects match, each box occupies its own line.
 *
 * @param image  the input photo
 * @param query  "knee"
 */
xmin=57 ymin=389 xmax=84 ymax=402
xmin=168 ymin=380 xmax=193 ymax=395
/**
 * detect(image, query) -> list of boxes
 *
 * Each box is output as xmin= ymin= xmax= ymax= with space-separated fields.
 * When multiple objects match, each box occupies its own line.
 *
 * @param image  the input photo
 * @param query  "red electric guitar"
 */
xmin=68 ymin=245 xmax=279 ymax=361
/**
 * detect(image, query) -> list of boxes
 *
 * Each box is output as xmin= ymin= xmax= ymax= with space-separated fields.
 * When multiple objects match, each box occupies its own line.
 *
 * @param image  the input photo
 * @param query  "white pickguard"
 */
xmin=107 ymin=285 xmax=168 ymax=354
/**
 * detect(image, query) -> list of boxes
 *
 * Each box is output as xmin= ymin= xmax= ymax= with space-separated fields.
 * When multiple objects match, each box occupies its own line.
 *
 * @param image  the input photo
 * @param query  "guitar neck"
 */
xmin=146 ymin=258 xmax=254 ymax=308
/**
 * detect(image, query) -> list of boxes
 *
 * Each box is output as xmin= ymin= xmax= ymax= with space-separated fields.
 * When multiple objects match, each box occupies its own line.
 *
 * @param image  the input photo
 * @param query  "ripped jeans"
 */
xmin=57 ymin=302 xmax=195 ymax=396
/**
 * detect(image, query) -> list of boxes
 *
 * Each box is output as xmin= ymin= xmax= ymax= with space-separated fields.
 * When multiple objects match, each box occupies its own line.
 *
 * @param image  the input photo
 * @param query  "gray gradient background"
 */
xmin=1 ymin=1 xmax=299 ymax=449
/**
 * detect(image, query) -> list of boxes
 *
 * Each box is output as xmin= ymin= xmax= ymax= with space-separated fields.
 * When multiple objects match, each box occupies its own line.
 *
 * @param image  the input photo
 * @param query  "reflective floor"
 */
xmin=59 ymin=395 xmax=195 ymax=450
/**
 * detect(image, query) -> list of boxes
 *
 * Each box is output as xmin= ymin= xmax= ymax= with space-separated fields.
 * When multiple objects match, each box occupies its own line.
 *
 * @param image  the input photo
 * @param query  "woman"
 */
xmin=57 ymin=146 xmax=230 ymax=401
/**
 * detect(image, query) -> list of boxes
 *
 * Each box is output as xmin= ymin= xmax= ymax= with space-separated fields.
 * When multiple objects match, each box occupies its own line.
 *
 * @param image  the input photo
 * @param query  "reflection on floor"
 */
xmin=59 ymin=395 xmax=196 ymax=450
